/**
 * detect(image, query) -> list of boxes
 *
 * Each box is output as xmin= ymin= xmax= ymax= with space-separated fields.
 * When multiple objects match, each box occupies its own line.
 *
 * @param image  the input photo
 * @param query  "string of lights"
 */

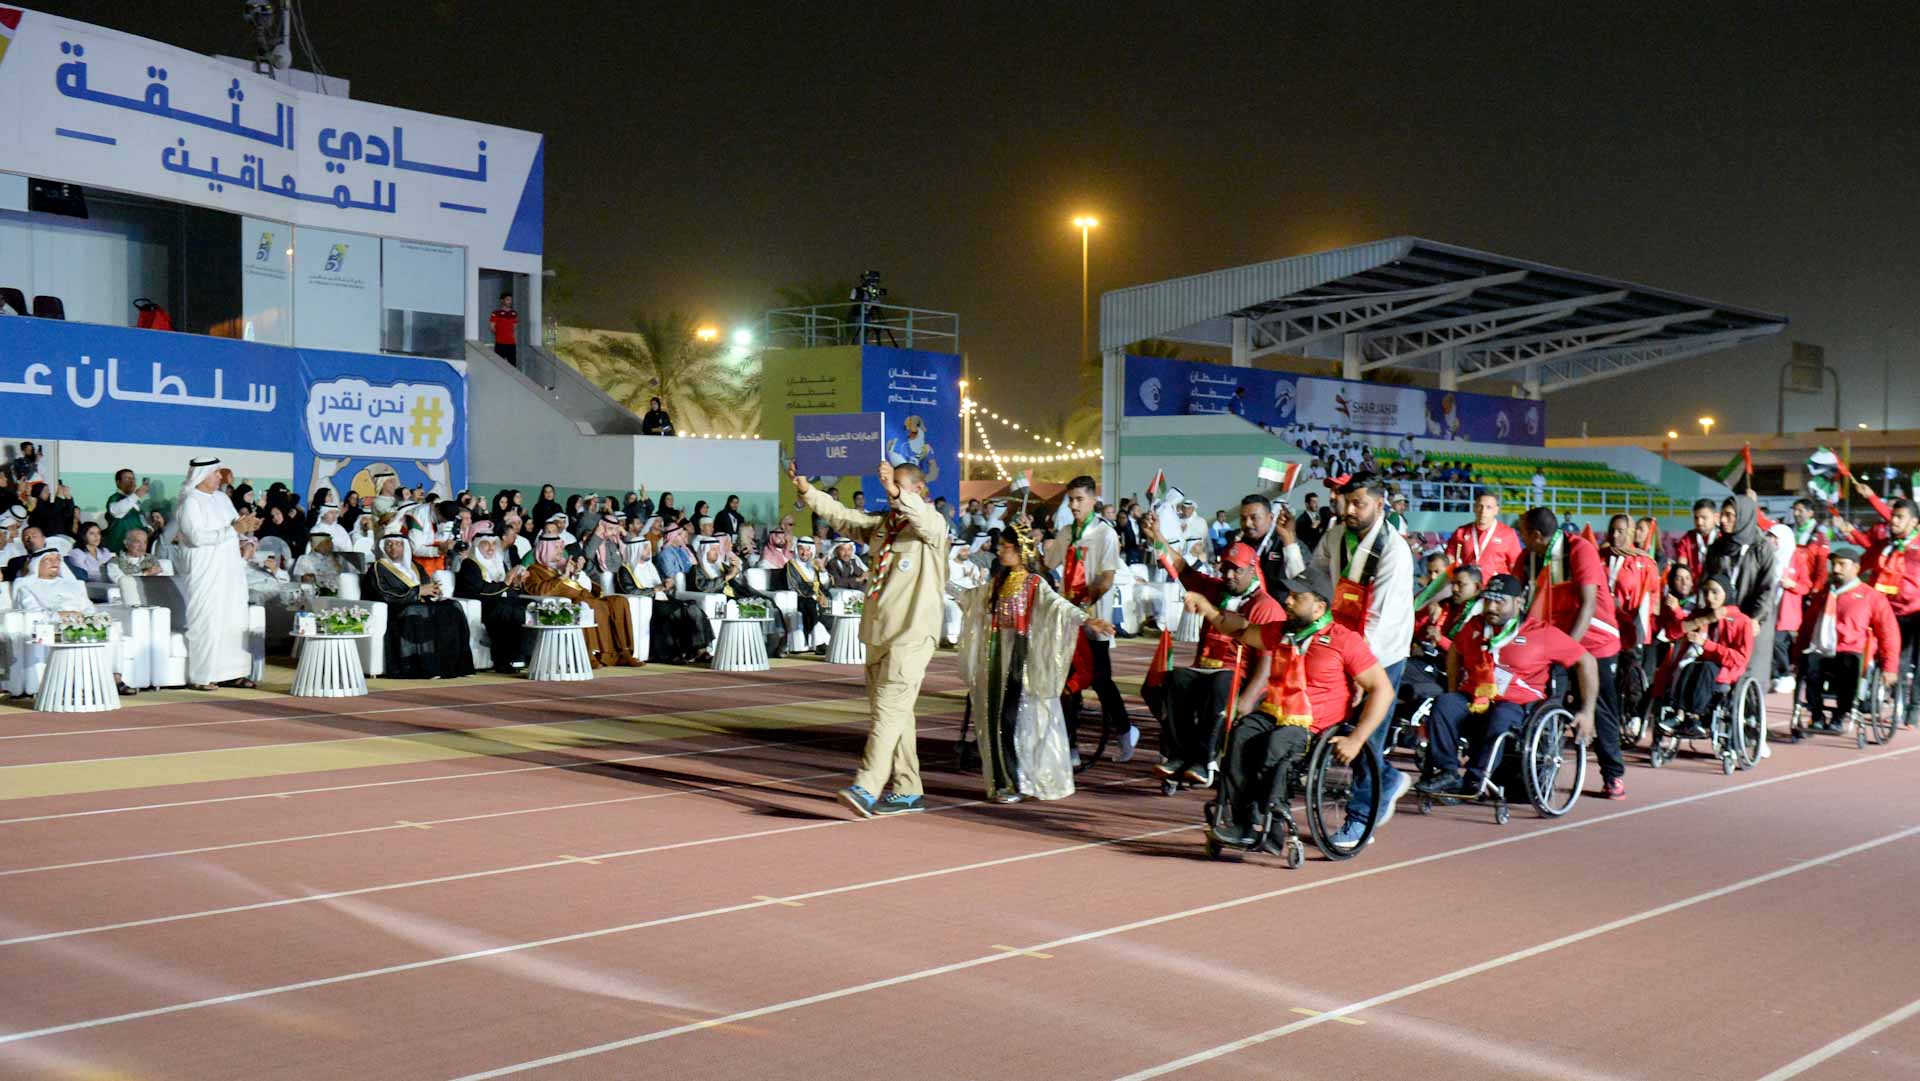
xmin=960 ymin=396 xmax=1102 ymax=462
xmin=970 ymin=415 xmax=1012 ymax=481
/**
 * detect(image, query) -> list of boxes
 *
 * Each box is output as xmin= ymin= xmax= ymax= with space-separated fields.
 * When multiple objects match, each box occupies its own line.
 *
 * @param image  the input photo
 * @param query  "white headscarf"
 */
xmin=166 ymin=456 xmax=225 ymax=544
xmin=472 ymin=534 xmax=508 ymax=582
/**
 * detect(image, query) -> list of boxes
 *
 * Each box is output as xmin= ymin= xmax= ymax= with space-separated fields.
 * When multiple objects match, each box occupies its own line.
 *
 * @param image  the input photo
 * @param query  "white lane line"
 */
xmin=0 ymin=677 xmax=883 ymax=768
xmin=1753 ymin=995 xmax=1920 ymax=1080
xmin=0 ymin=766 xmax=848 ymax=878
xmin=4 ymin=743 xmax=1909 ymax=1050
xmin=1113 ymin=824 xmax=1920 ymax=1080
xmin=445 ymin=821 xmax=1920 ymax=1081
xmin=0 ymin=670 xmax=883 ymax=742
xmin=0 ymin=799 xmax=1183 ymax=1048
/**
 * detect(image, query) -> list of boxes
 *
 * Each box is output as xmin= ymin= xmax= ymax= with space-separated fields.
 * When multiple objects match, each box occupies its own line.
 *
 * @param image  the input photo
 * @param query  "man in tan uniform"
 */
xmin=793 ymin=458 xmax=949 ymax=817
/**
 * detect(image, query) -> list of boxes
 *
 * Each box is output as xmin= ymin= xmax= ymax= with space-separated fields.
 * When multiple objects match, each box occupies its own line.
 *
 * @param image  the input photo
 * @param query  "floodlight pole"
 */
xmin=1776 ymin=360 xmax=1842 ymax=435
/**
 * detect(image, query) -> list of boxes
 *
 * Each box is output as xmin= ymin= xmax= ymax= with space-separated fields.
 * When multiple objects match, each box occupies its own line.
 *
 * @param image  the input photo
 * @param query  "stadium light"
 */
xmin=695 ymin=325 xmax=719 ymax=342
xmin=732 ymin=328 xmax=754 ymax=348
xmin=1667 ymin=430 xmax=1679 ymax=439
xmin=1697 ymin=416 xmax=1715 ymax=436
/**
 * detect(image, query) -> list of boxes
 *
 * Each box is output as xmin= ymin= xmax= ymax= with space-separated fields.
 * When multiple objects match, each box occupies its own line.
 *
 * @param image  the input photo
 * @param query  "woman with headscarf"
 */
xmin=454 ymin=524 xmax=533 ymax=673
xmin=521 ymin=529 xmax=643 ymax=668
xmin=1706 ymin=493 xmax=1779 ymax=711
xmin=228 ymin=482 xmax=255 ymax=515
xmin=22 ymin=480 xmax=77 ymax=539
xmin=691 ymin=500 xmax=711 ymax=527
xmin=529 ymin=484 xmax=562 ymax=531
xmin=370 ymin=527 xmax=476 ymax=679
xmin=657 ymin=492 xmax=679 ymax=524
xmin=1649 ymin=573 xmax=1754 ymax=731
xmin=489 ymin=491 xmax=515 ymax=531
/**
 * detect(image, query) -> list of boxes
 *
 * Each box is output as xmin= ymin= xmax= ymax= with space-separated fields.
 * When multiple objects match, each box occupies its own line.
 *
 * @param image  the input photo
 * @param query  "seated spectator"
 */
xmin=107 ymin=528 xmax=168 ymax=585
xmin=240 ymin=536 xmax=294 ymax=605
xmin=293 ymin=529 xmax=351 ymax=595
xmin=4 ymin=525 xmax=47 ymax=581
xmin=523 ymin=538 xmax=643 ymax=668
xmin=454 ymin=527 xmax=533 ymax=673
xmin=370 ymin=529 xmax=477 ymax=679
xmin=65 ymin=522 xmax=111 ymax=582
xmin=827 ymin=539 xmax=867 ymax=591
xmin=11 ymin=547 xmax=138 ymax=695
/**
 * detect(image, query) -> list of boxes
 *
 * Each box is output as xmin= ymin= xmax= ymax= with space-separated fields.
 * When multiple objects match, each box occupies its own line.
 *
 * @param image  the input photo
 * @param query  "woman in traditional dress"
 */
xmin=369 ymin=529 xmax=476 ymax=679
xmin=954 ymin=522 xmax=1113 ymax=803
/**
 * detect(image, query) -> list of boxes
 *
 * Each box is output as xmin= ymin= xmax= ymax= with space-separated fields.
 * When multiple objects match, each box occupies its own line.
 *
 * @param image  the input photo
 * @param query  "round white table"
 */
xmin=36 ymin=640 xmax=120 ymax=713
xmin=712 ymin=618 xmax=771 ymax=672
xmin=290 ymin=632 xmax=371 ymax=698
xmin=828 ymin=613 xmax=867 ymax=666
xmin=527 ymin=624 xmax=593 ymax=681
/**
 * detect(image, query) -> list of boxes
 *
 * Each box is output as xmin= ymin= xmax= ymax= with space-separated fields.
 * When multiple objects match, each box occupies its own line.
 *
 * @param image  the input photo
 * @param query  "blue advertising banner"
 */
xmin=859 ymin=345 xmax=961 ymax=512
xmin=0 ymin=317 xmax=466 ymax=502
xmin=793 ymin=412 xmax=885 ymax=478
xmin=1123 ymin=354 xmax=1546 ymax=446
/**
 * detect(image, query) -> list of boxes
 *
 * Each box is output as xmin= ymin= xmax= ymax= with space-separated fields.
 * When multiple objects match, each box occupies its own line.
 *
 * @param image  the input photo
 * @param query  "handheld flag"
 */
xmin=1715 ymin=445 xmax=1751 ymax=488
xmin=1009 ymin=469 xmax=1032 ymax=492
xmin=1257 ymin=457 xmax=1302 ymax=493
xmin=1145 ymin=469 xmax=1166 ymax=504
xmin=1806 ymin=447 xmax=1842 ymax=504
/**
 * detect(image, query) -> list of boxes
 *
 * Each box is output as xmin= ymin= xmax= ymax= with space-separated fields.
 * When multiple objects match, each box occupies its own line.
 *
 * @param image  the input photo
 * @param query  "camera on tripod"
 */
xmin=847 ymin=270 xmax=896 ymax=345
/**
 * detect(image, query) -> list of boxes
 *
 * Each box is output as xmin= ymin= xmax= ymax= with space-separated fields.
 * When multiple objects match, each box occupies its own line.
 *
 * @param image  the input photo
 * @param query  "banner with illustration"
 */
xmin=758 ymin=344 xmax=961 ymax=515
xmin=1124 ymin=354 xmax=1545 ymax=445
xmin=0 ymin=316 xmax=465 ymax=504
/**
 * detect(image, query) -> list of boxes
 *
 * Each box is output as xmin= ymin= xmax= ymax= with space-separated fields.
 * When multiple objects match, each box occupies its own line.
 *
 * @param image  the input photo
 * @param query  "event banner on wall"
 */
xmin=859 ymin=345 xmax=960 ymax=513
xmin=760 ymin=345 xmax=864 ymax=513
xmin=0 ymin=315 xmax=465 ymax=501
xmin=0 ymin=6 xmax=544 ymax=255
xmin=1123 ymin=354 xmax=1545 ymax=445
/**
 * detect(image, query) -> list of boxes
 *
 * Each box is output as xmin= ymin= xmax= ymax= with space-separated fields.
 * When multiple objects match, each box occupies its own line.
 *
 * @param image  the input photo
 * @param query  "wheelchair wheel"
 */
xmin=1733 ymin=677 xmax=1765 ymax=770
xmin=1283 ymin=836 xmax=1305 ymax=869
xmin=1861 ymin=670 xmax=1893 ymax=746
xmin=1617 ymin=659 xmax=1651 ymax=748
xmin=1305 ymin=724 xmax=1378 ymax=861
xmin=1521 ymin=705 xmax=1586 ymax=817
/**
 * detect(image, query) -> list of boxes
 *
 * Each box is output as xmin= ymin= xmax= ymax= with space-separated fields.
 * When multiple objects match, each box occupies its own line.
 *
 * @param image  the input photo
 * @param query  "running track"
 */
xmin=2 ymin=644 xmax=1916 ymax=1080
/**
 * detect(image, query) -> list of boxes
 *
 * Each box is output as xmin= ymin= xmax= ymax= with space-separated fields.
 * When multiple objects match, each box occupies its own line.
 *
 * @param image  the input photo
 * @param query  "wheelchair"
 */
xmin=1647 ymin=674 xmax=1765 ymax=773
xmin=1414 ymin=696 xmax=1589 ymax=825
xmin=1615 ymin=646 xmax=1653 ymax=749
xmin=1202 ymin=722 xmax=1382 ymax=868
xmin=1787 ymin=655 xmax=1894 ymax=749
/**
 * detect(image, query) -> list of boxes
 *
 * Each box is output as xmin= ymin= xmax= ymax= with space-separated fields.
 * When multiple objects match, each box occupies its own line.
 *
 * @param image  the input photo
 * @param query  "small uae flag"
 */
xmin=1145 ymin=468 xmax=1166 ymax=504
xmin=1009 ymin=468 xmax=1032 ymax=492
xmin=1257 ymin=457 xmax=1301 ymax=492
xmin=1715 ymin=444 xmax=1752 ymax=488
xmin=0 ymin=8 xmax=21 ymax=69
xmin=1806 ymin=447 xmax=1843 ymax=504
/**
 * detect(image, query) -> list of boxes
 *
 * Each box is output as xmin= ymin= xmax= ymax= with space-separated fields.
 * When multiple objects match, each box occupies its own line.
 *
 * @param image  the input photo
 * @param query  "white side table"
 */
xmin=828 ymin=614 xmax=867 ymax=666
xmin=527 ymin=624 xmax=593 ymax=681
xmin=1174 ymin=603 xmax=1204 ymax=644
xmin=290 ymin=633 xmax=370 ymax=698
xmin=36 ymin=641 xmax=120 ymax=713
xmin=712 ymin=618 xmax=770 ymax=672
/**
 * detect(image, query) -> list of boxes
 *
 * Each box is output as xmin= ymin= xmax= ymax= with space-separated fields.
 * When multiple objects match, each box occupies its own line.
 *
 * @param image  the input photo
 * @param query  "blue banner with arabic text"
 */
xmin=859 ymin=346 xmax=960 ymax=513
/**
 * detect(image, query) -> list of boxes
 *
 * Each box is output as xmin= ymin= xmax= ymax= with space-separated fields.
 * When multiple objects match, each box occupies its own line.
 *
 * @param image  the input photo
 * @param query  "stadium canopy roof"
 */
xmin=1097 ymin=237 xmax=1786 ymax=394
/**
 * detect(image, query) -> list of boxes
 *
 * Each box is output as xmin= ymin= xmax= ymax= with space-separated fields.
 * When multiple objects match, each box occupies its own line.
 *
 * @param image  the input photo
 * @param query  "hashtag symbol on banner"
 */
xmin=408 ymin=397 xmax=445 ymax=447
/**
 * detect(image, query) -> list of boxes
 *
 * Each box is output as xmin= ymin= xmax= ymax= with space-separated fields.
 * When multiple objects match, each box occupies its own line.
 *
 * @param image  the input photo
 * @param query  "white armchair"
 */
xmin=1 ymin=606 xmax=134 ymax=698
xmin=104 ymin=573 xmax=264 ymax=688
xmin=744 ymin=567 xmax=805 ymax=656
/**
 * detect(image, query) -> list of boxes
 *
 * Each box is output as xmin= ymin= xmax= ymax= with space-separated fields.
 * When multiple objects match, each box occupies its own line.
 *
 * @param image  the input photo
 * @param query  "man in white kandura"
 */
xmin=172 ymin=457 xmax=259 ymax=690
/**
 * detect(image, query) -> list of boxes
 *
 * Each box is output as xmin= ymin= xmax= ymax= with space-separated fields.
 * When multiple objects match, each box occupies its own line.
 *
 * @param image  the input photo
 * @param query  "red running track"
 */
xmin=2 ymin=643 xmax=1917 ymax=1080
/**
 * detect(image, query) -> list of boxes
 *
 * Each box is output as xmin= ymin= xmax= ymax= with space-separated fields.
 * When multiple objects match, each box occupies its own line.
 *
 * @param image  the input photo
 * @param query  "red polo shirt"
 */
xmin=1529 ymin=533 xmax=1620 ymax=659
xmin=1256 ymin=619 xmax=1378 ymax=733
xmin=1445 ymin=520 xmax=1524 ymax=579
xmin=1452 ymin=616 xmax=1586 ymax=706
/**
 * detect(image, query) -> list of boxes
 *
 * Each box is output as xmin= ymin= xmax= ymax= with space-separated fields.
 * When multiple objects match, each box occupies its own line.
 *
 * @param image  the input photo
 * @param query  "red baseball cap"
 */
xmin=1220 ymin=542 xmax=1259 ymax=569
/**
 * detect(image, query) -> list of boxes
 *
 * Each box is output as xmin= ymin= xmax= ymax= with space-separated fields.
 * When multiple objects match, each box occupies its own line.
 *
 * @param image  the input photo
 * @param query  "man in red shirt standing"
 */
xmin=1860 ymin=497 xmax=1920 ymax=719
xmin=1794 ymin=543 xmax=1900 ymax=734
xmin=1416 ymin=574 xmax=1598 ymax=797
xmin=1520 ymin=507 xmax=1625 ymax=798
xmin=1184 ymin=573 xmax=1396 ymax=848
xmin=489 ymin=291 xmax=519 ymax=366
xmin=1444 ymin=489 xmax=1524 ymax=579
xmin=1602 ymin=513 xmax=1658 ymax=655
xmin=1674 ymin=499 xmax=1721 ymax=580
xmin=1773 ymin=498 xmax=1827 ymax=693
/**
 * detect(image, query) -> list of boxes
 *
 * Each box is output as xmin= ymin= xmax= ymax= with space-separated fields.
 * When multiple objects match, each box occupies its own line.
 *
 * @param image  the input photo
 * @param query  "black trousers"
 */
xmin=1665 ymin=660 xmax=1724 ymax=718
xmin=1217 ymin=715 xmax=1311 ymax=834
xmin=1773 ymin=629 xmax=1797 ymax=681
xmin=1160 ymin=667 xmax=1234 ymax=767
xmin=494 ymin=343 xmax=517 ymax=366
xmin=1801 ymin=652 xmax=1862 ymax=727
xmin=1063 ymin=637 xmax=1130 ymax=744
xmin=1899 ymin=612 xmax=1920 ymax=682
xmin=1593 ymin=653 xmax=1625 ymax=782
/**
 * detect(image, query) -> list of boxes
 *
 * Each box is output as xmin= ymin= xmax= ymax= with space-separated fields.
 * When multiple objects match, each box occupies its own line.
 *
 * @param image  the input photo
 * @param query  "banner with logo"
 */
xmin=0 ymin=315 xmax=465 ymax=501
xmin=1123 ymin=354 xmax=1546 ymax=446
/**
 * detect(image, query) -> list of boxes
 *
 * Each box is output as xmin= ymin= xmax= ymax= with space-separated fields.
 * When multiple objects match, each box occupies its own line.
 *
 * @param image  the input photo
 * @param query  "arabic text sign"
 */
xmin=306 ymin=379 xmax=457 ymax=461
xmin=0 ymin=7 xmax=543 ymax=254
xmin=859 ymin=346 xmax=960 ymax=512
xmin=793 ymin=412 xmax=885 ymax=477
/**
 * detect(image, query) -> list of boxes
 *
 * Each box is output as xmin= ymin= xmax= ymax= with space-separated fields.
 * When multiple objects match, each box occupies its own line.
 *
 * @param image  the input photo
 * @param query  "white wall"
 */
xmin=0 ymin=204 xmax=170 ymax=326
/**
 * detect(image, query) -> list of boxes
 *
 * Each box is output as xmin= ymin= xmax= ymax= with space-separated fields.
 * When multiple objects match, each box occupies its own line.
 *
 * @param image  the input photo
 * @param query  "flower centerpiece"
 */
xmin=54 ymin=612 xmax=114 ymax=644
xmin=735 ymin=600 xmax=770 ymax=621
xmin=849 ymin=599 xmax=865 ymax=615
xmin=314 ymin=607 xmax=371 ymax=635
xmin=529 ymin=598 xmax=581 ymax=626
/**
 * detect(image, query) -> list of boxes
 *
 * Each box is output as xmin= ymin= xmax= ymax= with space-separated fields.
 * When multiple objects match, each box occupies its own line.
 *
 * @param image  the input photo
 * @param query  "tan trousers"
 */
xmin=855 ymin=634 xmax=937 ymax=796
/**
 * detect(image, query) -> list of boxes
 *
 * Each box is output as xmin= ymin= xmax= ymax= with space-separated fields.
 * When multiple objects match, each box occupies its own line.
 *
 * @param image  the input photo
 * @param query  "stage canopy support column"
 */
xmin=1439 ymin=347 xmax=1459 ymax=390
xmin=1231 ymin=316 xmax=1250 ymax=366
xmin=1101 ymin=347 xmax=1123 ymax=500
xmin=1341 ymin=332 xmax=1362 ymax=381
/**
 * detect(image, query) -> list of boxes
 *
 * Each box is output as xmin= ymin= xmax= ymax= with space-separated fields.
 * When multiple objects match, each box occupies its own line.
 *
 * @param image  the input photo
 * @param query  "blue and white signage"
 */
xmin=0 ymin=6 xmax=543 ymax=260
xmin=793 ymin=412 xmax=886 ymax=478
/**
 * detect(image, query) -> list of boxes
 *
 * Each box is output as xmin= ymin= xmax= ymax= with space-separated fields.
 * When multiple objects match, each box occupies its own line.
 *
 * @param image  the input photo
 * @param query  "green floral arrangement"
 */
xmin=316 ymin=607 xmax=371 ymax=635
xmin=55 ymin=612 xmax=114 ymax=643
xmin=530 ymin=598 xmax=581 ymax=626
xmin=736 ymin=600 xmax=770 ymax=621
xmin=850 ymin=599 xmax=865 ymax=615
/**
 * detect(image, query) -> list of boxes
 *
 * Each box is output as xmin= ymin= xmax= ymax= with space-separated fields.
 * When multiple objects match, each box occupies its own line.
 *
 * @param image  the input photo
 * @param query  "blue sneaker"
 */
xmin=872 ymin=791 xmax=925 ymax=816
xmin=1327 ymin=817 xmax=1371 ymax=851
xmin=836 ymin=785 xmax=877 ymax=819
xmin=1373 ymin=768 xmax=1413 ymax=830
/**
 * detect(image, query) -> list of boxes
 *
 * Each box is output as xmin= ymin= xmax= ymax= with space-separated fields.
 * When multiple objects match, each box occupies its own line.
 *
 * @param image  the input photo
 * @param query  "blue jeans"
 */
xmin=1346 ymin=660 xmax=1405 ymax=824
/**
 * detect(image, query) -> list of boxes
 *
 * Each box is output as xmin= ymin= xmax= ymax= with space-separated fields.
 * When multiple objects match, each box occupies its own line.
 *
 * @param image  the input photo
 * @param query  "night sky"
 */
xmin=48 ymin=1 xmax=1920 ymax=437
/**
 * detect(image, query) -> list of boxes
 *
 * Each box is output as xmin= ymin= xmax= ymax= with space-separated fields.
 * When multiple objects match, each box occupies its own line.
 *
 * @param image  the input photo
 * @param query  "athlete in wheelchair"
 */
xmin=1392 ymin=562 xmax=1487 ymax=754
xmin=1789 ymin=542 xmax=1902 ymax=747
xmin=1646 ymin=573 xmax=1765 ymax=772
xmin=1413 ymin=573 xmax=1597 ymax=823
xmin=1181 ymin=572 xmax=1396 ymax=865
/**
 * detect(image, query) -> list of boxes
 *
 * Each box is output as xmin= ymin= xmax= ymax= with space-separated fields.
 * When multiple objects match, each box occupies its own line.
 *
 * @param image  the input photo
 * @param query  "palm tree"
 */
xmin=555 ymin=311 xmax=755 ymax=432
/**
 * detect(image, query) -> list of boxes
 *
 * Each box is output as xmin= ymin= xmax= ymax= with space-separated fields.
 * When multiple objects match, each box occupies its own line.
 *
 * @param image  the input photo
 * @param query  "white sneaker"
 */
xmin=1115 ymin=725 xmax=1141 ymax=763
xmin=1071 ymin=750 xmax=1083 ymax=770
xmin=1759 ymin=742 xmax=1773 ymax=759
xmin=1374 ymin=768 xmax=1413 ymax=830
xmin=1771 ymin=676 xmax=1796 ymax=695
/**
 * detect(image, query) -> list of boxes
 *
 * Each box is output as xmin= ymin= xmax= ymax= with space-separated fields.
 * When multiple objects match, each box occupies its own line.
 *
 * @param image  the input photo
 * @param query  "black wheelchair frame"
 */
xmin=1202 ymin=722 xmax=1382 ymax=868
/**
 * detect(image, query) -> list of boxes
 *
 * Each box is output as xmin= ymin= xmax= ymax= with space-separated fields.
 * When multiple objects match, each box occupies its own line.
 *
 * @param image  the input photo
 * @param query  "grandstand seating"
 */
xmin=1374 ymin=450 xmax=1691 ymax=515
